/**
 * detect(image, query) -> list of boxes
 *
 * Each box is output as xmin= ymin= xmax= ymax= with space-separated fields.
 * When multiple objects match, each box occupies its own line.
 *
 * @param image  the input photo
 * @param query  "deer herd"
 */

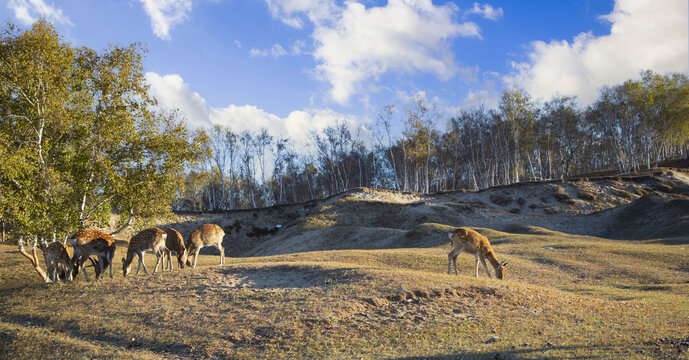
xmin=38 ymin=223 xmax=226 ymax=282
xmin=38 ymin=223 xmax=508 ymax=283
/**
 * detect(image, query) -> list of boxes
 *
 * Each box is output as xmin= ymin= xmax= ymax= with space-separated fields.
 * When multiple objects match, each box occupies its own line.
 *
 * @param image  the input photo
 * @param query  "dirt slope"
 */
xmin=104 ymin=168 xmax=689 ymax=256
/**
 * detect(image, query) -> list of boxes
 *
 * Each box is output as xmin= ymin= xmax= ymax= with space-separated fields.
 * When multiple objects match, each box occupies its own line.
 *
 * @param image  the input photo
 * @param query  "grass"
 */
xmin=1 ymin=228 xmax=688 ymax=359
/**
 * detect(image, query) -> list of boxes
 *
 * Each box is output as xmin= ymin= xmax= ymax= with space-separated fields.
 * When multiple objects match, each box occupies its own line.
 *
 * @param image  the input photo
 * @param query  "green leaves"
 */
xmin=0 ymin=20 xmax=206 ymax=241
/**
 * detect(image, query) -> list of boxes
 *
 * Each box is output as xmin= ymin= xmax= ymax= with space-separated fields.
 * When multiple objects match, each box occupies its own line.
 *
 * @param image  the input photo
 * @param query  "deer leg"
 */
xmin=97 ymin=256 xmax=105 ymax=280
xmin=448 ymin=250 xmax=460 ymax=274
xmin=47 ymin=262 xmax=55 ymax=282
xmin=66 ymin=261 xmax=73 ymax=281
xmin=108 ymin=252 xmax=113 ymax=278
xmin=216 ymin=244 xmax=225 ymax=265
xmin=193 ymin=248 xmax=200 ymax=269
xmin=166 ymin=249 xmax=173 ymax=271
xmin=474 ymin=255 xmax=480 ymax=277
xmin=140 ymin=251 xmax=149 ymax=275
xmin=80 ymin=256 xmax=91 ymax=281
xmin=153 ymin=252 xmax=163 ymax=274
xmin=479 ymin=255 xmax=493 ymax=278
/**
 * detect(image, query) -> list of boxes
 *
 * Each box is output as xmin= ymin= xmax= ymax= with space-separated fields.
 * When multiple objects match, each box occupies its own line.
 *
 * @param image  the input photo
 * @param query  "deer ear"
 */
xmin=501 ymin=262 xmax=508 ymax=267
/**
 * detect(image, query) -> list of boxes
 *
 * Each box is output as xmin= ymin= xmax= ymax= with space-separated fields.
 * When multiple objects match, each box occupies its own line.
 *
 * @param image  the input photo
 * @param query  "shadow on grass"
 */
xmin=0 ymin=312 xmax=192 ymax=357
xmin=393 ymin=343 xmax=632 ymax=359
xmin=213 ymin=264 xmax=364 ymax=289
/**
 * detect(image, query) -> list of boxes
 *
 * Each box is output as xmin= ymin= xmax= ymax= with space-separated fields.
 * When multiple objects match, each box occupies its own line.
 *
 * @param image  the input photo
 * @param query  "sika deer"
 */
xmin=448 ymin=227 xmax=507 ymax=280
xmin=186 ymin=224 xmax=225 ymax=268
xmin=163 ymin=228 xmax=187 ymax=270
xmin=70 ymin=229 xmax=117 ymax=280
xmin=42 ymin=241 xmax=73 ymax=282
xmin=122 ymin=228 xmax=168 ymax=276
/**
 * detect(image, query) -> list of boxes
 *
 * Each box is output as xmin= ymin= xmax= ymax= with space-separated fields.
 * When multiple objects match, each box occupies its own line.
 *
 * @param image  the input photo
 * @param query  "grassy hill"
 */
xmin=1 ymin=169 xmax=689 ymax=359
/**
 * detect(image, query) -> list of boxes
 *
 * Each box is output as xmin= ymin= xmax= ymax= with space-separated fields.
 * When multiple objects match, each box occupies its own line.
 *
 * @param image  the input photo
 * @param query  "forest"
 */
xmin=182 ymin=71 xmax=689 ymax=211
xmin=2 ymin=20 xmax=689 ymax=241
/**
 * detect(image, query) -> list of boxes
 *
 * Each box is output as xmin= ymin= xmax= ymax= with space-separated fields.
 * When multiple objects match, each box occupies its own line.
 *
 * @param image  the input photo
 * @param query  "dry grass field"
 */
xmin=1 ymin=170 xmax=689 ymax=359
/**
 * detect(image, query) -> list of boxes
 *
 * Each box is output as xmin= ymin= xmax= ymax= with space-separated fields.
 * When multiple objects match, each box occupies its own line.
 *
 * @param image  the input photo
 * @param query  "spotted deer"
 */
xmin=70 ymin=229 xmax=117 ymax=280
xmin=41 ymin=241 xmax=73 ymax=282
xmin=186 ymin=224 xmax=225 ymax=268
xmin=122 ymin=228 xmax=168 ymax=276
xmin=448 ymin=227 xmax=507 ymax=280
xmin=163 ymin=228 xmax=187 ymax=270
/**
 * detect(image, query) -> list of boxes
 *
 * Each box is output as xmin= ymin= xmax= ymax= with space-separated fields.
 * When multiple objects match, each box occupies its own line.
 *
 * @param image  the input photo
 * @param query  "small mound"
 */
xmin=604 ymin=194 xmax=689 ymax=239
xmin=214 ymin=264 xmax=361 ymax=290
xmin=502 ymin=224 xmax=569 ymax=236
xmin=406 ymin=223 xmax=456 ymax=239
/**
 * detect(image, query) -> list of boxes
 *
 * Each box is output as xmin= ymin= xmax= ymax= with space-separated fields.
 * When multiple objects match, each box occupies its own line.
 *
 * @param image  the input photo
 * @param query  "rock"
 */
xmin=486 ymin=336 xmax=500 ymax=344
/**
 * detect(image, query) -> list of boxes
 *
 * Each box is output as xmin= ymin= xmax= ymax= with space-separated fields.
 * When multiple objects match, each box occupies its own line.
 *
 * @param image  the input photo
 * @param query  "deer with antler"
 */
xmin=448 ymin=227 xmax=507 ymax=280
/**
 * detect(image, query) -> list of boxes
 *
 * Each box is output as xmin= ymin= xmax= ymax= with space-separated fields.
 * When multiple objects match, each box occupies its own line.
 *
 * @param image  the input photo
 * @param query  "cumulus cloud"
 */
xmin=146 ymin=71 xmax=364 ymax=152
xmin=146 ymin=72 xmax=209 ymax=128
xmin=312 ymin=0 xmax=480 ymax=104
xmin=464 ymin=3 xmax=503 ymax=21
xmin=7 ymin=0 xmax=73 ymax=26
xmin=265 ymin=0 xmax=480 ymax=104
xmin=138 ymin=0 xmax=192 ymax=40
xmin=504 ymin=0 xmax=689 ymax=104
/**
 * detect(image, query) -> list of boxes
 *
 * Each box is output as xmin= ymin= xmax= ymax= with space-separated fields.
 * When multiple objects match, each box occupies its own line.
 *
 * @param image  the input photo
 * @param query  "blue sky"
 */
xmin=3 ymin=0 xmax=688 ymax=149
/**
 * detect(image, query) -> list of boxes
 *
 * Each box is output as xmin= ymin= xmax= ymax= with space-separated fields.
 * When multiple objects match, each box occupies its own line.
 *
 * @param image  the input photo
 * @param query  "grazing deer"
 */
xmin=41 ymin=241 xmax=73 ymax=282
xmin=122 ymin=228 xmax=168 ymax=277
xmin=448 ymin=227 xmax=507 ymax=280
xmin=70 ymin=229 xmax=117 ymax=280
xmin=186 ymin=224 xmax=225 ymax=269
xmin=163 ymin=228 xmax=187 ymax=270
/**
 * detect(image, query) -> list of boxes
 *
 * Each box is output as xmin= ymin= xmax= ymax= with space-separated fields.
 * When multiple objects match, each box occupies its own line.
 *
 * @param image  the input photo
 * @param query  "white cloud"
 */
xmin=138 ymin=0 xmax=192 ymax=41
xmin=465 ymin=2 xmax=503 ymax=21
xmin=504 ymin=0 xmax=689 ymax=104
xmin=146 ymin=72 xmax=209 ymax=128
xmin=312 ymin=0 xmax=481 ymax=104
xmin=146 ymin=71 xmax=365 ymax=152
xmin=7 ymin=0 xmax=73 ymax=26
xmin=264 ymin=0 xmax=337 ymax=28
xmin=249 ymin=40 xmax=306 ymax=57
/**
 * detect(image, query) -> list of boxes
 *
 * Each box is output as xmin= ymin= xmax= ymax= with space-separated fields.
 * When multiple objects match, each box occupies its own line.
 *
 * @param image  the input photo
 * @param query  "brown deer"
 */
xmin=448 ymin=227 xmax=507 ymax=280
xmin=69 ymin=229 xmax=117 ymax=280
xmin=122 ymin=228 xmax=168 ymax=277
xmin=41 ymin=241 xmax=73 ymax=282
xmin=163 ymin=228 xmax=187 ymax=270
xmin=186 ymin=224 xmax=225 ymax=268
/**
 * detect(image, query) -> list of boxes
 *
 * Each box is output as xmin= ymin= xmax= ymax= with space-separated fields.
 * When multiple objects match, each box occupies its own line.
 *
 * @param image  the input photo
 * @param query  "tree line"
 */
xmin=179 ymin=70 xmax=689 ymax=211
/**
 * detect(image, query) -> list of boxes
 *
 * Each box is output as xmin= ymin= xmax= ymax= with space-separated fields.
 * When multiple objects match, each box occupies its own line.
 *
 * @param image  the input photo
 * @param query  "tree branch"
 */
xmin=17 ymin=240 xmax=51 ymax=283
xmin=109 ymin=208 xmax=134 ymax=236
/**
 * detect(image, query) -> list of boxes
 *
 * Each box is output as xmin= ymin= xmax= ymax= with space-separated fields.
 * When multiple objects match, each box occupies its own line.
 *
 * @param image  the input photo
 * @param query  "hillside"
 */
xmin=124 ymin=168 xmax=689 ymax=257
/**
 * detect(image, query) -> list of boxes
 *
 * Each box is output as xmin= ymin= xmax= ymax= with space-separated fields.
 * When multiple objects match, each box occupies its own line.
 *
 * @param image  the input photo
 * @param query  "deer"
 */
xmin=69 ymin=229 xmax=117 ymax=280
xmin=448 ymin=227 xmax=507 ymax=280
xmin=161 ymin=228 xmax=187 ymax=270
xmin=122 ymin=227 xmax=168 ymax=277
xmin=41 ymin=241 xmax=74 ymax=282
xmin=186 ymin=223 xmax=225 ymax=269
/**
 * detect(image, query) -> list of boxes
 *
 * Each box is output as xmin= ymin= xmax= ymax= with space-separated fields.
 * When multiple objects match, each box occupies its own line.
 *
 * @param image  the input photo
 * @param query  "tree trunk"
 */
xmin=18 ymin=240 xmax=51 ymax=283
